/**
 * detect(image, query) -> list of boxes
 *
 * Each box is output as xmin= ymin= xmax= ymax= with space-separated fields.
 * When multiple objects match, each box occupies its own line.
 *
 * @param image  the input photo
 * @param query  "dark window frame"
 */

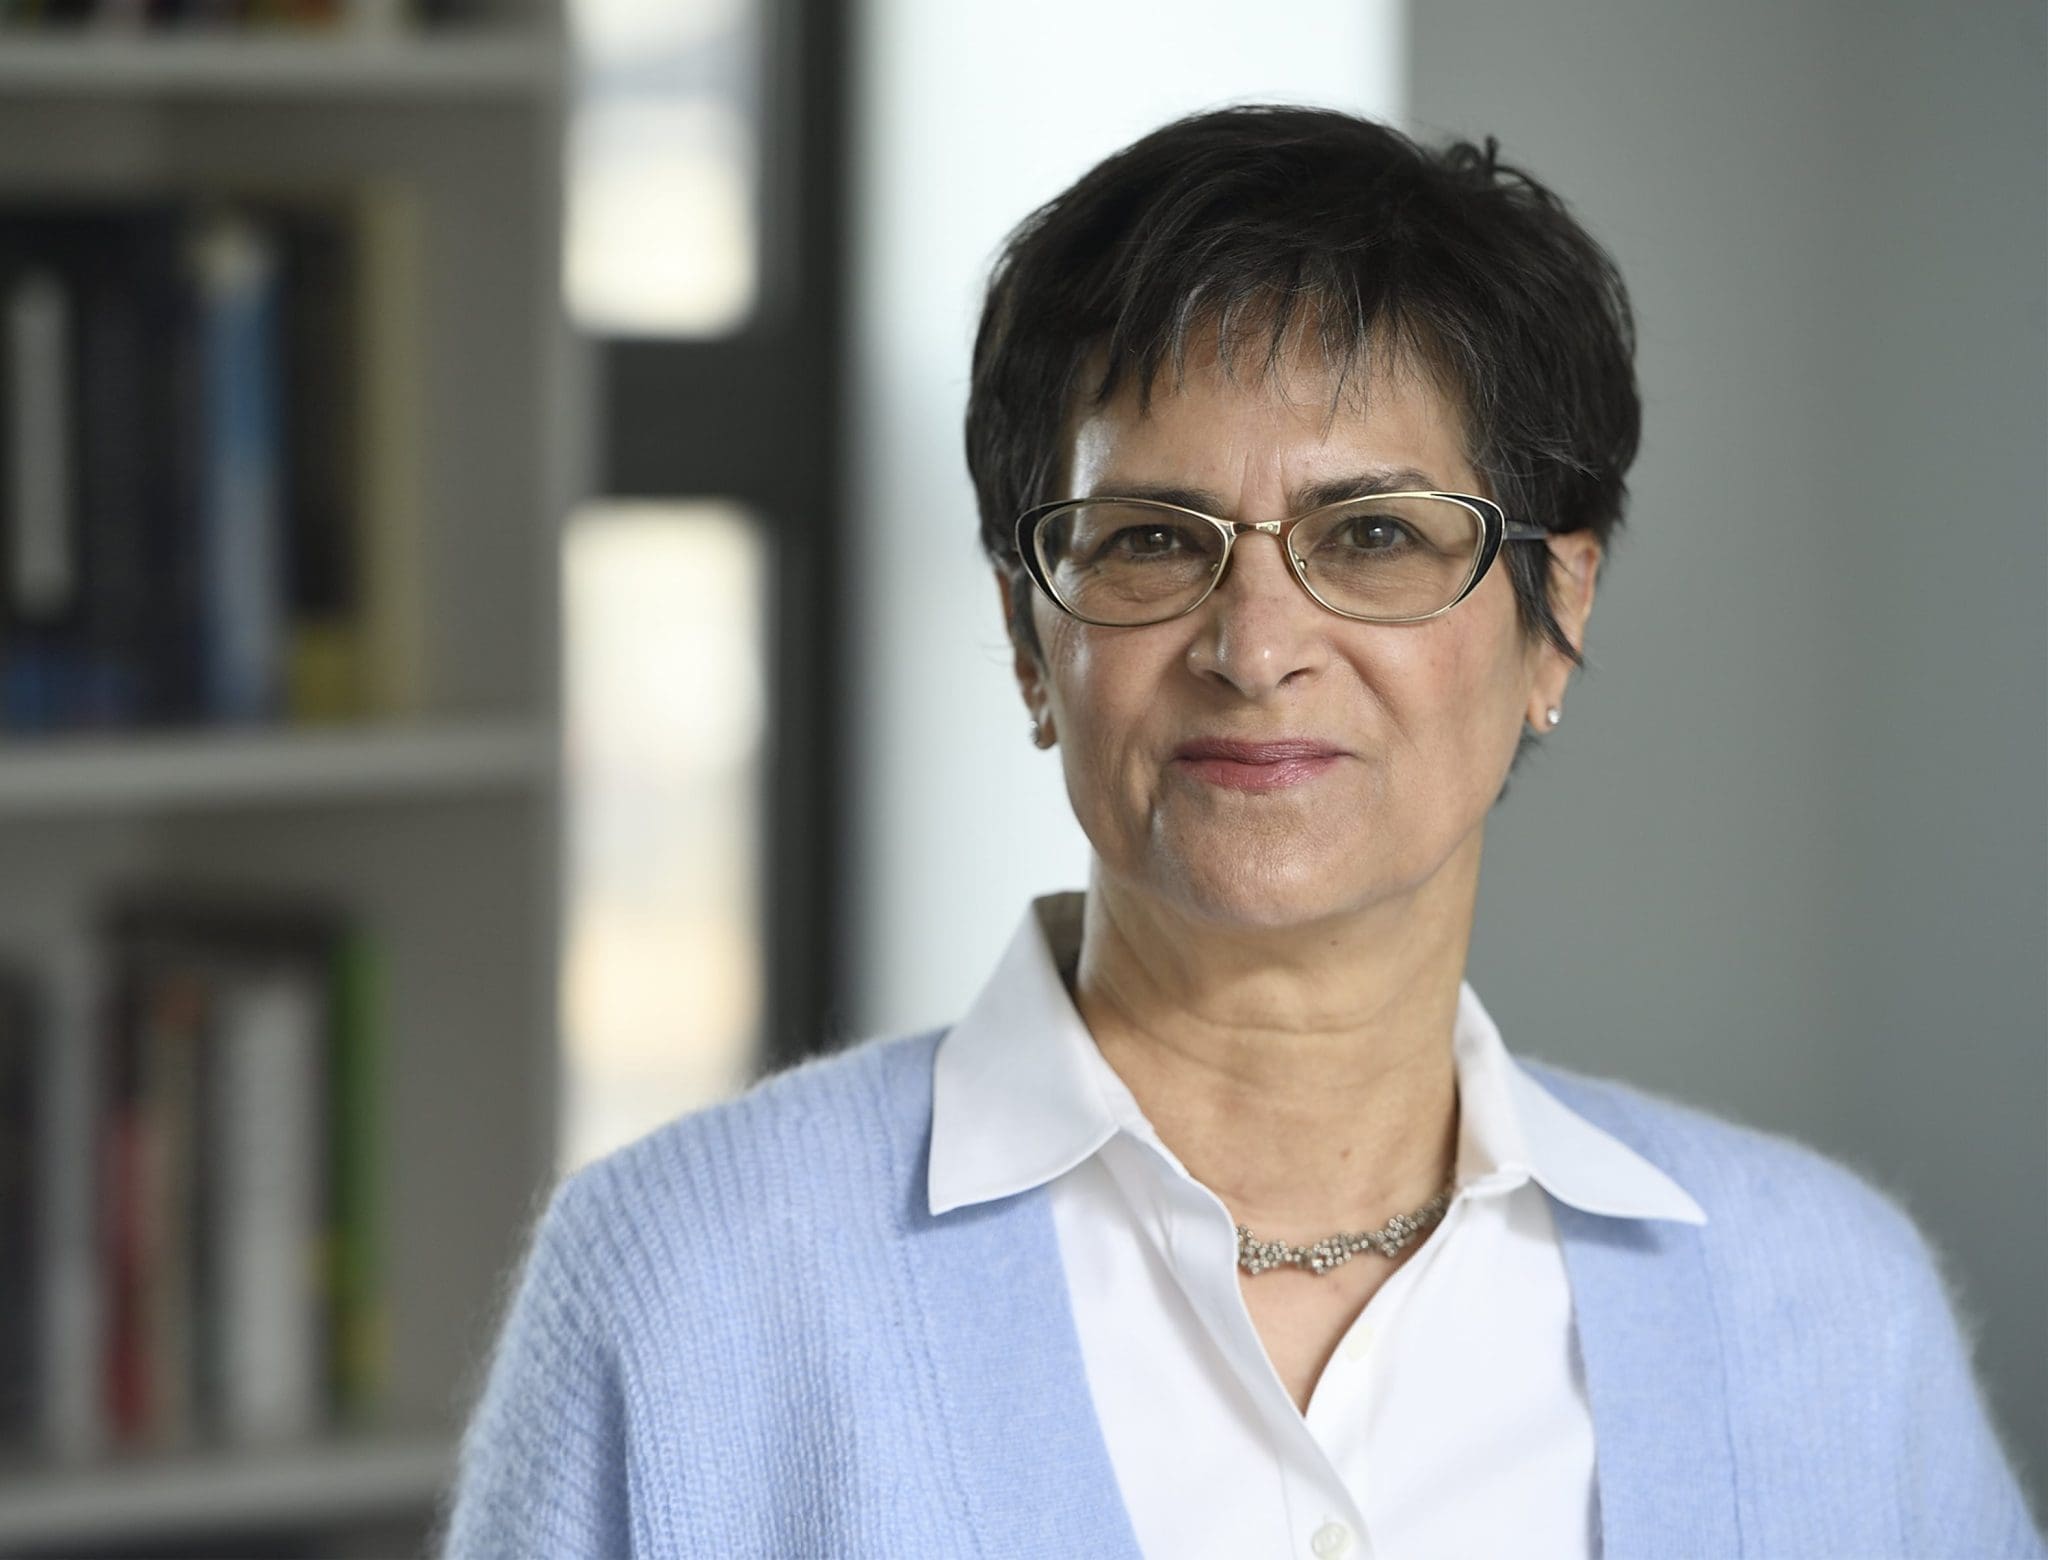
xmin=592 ymin=0 xmax=850 ymax=1075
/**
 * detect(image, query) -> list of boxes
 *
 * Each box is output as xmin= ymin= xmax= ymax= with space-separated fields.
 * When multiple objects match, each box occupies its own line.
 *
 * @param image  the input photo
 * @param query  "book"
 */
xmin=269 ymin=194 xmax=366 ymax=725
xmin=40 ymin=937 xmax=111 ymax=1465
xmin=0 ymin=199 xmax=209 ymax=731
xmin=134 ymin=955 xmax=208 ymax=1451
xmin=0 ymin=0 xmax=421 ymax=28
xmin=0 ymin=247 xmax=81 ymax=729
xmin=0 ymin=959 xmax=38 ymax=1457
xmin=350 ymin=177 xmax=429 ymax=723
xmin=72 ymin=884 xmax=387 ymax=1455
xmin=209 ymin=959 xmax=328 ymax=1444
xmin=188 ymin=204 xmax=288 ymax=727
xmin=328 ymin=923 xmax=387 ymax=1426
xmin=0 ymin=183 xmax=430 ymax=736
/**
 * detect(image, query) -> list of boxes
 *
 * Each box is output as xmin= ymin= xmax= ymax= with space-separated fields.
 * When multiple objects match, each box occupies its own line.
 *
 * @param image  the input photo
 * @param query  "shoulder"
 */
xmin=594 ymin=1025 xmax=942 ymax=1188
xmin=447 ymin=1037 xmax=951 ymax=1556
xmin=1514 ymin=1065 xmax=2044 ymax=1549
xmin=1513 ymin=1054 xmax=1983 ymax=1377
xmin=536 ymin=1027 xmax=948 ymax=1293
xmin=1518 ymin=1052 xmax=1930 ymax=1260
xmin=1518 ymin=1057 xmax=1981 ymax=1408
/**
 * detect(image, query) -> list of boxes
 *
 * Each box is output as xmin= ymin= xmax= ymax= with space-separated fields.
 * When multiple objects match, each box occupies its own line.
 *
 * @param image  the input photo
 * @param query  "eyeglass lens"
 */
xmin=1035 ymin=496 xmax=1483 ymax=624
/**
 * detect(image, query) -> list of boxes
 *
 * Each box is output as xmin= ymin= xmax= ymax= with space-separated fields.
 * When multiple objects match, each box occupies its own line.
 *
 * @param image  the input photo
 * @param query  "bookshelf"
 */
xmin=0 ymin=1430 xmax=452 ymax=1552
xmin=0 ymin=1 xmax=580 ymax=1552
xmin=0 ymin=716 xmax=552 ymax=813
xmin=0 ymin=32 xmax=558 ymax=98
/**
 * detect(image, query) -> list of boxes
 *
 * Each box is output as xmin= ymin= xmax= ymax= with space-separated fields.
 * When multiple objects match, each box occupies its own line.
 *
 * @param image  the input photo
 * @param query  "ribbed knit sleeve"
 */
xmin=1888 ymin=1210 xmax=2047 ymax=1556
xmin=439 ymin=1165 xmax=632 ymax=1559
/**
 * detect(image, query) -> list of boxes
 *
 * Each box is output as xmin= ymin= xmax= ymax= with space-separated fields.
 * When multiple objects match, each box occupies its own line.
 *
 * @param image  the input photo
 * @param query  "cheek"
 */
xmin=1045 ymin=636 xmax=1182 ymax=812
xmin=1458 ymin=632 xmax=1537 ymax=785
xmin=1391 ymin=613 xmax=1527 ymax=773
xmin=1045 ymin=621 xmax=1161 ymax=733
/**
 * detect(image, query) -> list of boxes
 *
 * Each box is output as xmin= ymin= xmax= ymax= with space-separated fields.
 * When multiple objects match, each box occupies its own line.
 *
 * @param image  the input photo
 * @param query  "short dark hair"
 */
xmin=965 ymin=104 xmax=1641 ymax=771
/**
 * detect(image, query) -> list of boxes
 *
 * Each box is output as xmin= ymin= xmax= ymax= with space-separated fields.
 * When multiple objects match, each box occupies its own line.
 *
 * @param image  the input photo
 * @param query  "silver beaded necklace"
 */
xmin=1235 ymin=1176 xmax=1459 ymax=1276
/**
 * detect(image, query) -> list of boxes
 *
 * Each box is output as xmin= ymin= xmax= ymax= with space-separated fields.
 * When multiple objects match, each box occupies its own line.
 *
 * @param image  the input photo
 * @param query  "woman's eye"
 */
xmin=1108 ymin=525 xmax=1183 ymax=557
xmin=1334 ymin=518 xmax=1408 ymax=551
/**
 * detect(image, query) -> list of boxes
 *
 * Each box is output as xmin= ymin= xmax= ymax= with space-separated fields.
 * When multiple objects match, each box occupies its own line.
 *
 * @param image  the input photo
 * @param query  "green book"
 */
xmin=328 ymin=925 xmax=386 ymax=1428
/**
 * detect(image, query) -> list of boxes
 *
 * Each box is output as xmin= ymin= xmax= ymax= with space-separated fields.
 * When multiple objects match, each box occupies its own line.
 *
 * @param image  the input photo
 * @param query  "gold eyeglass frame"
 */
xmin=1014 ymin=490 xmax=1554 ymax=628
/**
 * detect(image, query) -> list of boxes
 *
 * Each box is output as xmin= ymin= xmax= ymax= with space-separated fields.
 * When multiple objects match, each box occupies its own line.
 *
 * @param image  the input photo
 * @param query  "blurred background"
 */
xmin=0 ymin=0 xmax=2039 ymax=1552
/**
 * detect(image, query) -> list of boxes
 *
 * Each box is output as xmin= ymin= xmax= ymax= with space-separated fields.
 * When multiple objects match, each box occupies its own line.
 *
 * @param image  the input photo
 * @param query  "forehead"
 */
xmin=1062 ymin=326 xmax=1477 ymax=504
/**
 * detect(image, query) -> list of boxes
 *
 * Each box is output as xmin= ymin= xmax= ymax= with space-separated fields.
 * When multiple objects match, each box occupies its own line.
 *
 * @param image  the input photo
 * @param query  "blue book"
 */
xmin=190 ymin=208 xmax=286 ymax=727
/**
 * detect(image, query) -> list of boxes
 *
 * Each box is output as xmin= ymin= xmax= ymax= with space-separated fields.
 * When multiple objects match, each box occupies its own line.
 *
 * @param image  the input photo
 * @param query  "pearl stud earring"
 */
xmin=1545 ymin=706 xmax=1562 ymax=728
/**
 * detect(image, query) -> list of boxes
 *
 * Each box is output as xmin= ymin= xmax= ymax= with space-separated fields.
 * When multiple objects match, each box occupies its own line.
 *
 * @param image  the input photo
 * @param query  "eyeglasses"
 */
xmin=1014 ymin=491 xmax=1552 ymax=628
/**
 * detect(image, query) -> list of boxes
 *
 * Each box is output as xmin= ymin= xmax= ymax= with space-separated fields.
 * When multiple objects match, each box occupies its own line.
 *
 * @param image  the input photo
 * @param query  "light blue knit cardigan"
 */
xmin=439 ymin=1026 xmax=2045 ymax=1558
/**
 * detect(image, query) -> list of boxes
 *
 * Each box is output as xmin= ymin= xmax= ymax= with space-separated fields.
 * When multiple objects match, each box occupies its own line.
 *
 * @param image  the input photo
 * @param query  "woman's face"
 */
xmin=1002 ymin=334 xmax=1599 ymax=931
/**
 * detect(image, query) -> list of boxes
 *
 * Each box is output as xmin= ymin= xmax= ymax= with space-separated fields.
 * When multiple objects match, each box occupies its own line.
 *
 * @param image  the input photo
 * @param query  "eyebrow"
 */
xmin=1084 ymin=468 xmax=1444 ymax=514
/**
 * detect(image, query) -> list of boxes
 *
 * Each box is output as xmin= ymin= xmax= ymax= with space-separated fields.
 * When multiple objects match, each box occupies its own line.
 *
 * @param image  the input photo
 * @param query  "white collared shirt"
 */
xmin=929 ymin=892 xmax=1708 ymax=1560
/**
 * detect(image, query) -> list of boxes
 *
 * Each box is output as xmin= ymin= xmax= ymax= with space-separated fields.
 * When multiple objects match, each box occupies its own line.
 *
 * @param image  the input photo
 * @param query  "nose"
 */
xmin=1183 ymin=523 xmax=1331 ymax=698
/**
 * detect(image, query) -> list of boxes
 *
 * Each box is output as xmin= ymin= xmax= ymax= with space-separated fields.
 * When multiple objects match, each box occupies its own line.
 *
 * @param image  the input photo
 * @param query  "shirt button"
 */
xmin=1310 ymin=1519 xmax=1354 ymax=1558
xmin=1340 ymin=1320 xmax=1376 ymax=1361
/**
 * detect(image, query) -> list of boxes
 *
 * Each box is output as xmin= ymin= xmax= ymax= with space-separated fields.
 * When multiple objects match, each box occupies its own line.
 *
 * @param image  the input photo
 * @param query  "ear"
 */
xmin=1552 ymin=532 xmax=1600 ymax=649
xmin=1528 ymin=533 xmax=1601 ymax=726
xmin=995 ymin=566 xmax=1052 ymax=731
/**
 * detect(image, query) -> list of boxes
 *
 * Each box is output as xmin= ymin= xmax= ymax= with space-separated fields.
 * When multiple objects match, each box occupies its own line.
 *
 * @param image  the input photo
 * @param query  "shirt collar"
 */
xmin=929 ymin=891 xmax=1707 ymax=1227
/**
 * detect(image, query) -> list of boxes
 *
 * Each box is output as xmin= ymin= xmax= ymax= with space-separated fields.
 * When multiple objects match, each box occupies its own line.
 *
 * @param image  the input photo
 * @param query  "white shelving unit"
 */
xmin=0 ymin=31 xmax=559 ymax=98
xmin=0 ymin=1431 xmax=453 ymax=1552
xmin=0 ymin=716 xmax=553 ymax=814
xmin=0 ymin=11 xmax=581 ymax=1555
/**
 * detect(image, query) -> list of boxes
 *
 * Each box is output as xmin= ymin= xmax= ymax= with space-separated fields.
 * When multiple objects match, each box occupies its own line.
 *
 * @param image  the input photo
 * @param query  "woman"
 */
xmin=441 ymin=107 xmax=2043 ymax=1558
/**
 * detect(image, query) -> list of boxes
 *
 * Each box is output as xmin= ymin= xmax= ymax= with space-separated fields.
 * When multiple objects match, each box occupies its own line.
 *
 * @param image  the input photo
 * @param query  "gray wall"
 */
xmin=1414 ymin=0 xmax=2047 ymax=1512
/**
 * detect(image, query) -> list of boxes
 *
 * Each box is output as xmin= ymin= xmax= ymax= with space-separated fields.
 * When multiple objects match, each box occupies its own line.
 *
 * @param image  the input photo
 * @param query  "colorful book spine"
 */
xmin=189 ymin=208 xmax=287 ymax=727
xmin=0 ymin=890 xmax=393 ymax=1460
xmin=0 ymin=961 xmax=39 ymax=1457
xmin=329 ymin=924 xmax=387 ymax=1425
xmin=0 ymin=0 xmax=420 ymax=28
xmin=210 ymin=961 xmax=327 ymax=1444
xmin=0 ymin=185 xmax=427 ymax=736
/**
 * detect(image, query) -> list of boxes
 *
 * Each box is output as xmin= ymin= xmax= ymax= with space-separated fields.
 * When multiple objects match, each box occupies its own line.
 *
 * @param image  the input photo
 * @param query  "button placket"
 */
xmin=1310 ymin=1517 xmax=1354 ymax=1557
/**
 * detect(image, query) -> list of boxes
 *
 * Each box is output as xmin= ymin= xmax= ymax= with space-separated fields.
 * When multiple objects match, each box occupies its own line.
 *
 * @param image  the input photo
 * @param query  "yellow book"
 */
xmin=352 ymin=178 xmax=430 ymax=724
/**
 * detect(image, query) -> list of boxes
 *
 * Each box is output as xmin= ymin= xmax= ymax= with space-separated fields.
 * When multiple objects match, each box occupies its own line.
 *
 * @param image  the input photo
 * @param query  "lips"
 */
xmin=1170 ymin=737 xmax=1347 ymax=793
xmin=1172 ymin=737 xmax=1345 ymax=763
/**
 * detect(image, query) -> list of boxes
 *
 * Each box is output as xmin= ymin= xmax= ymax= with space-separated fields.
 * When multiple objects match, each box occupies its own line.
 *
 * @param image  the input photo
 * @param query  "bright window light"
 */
xmin=559 ymin=500 xmax=767 ymax=1174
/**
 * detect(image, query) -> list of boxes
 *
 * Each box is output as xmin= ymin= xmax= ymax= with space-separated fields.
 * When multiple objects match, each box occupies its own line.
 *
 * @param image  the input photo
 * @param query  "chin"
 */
xmin=1151 ymin=846 xmax=1361 ymax=932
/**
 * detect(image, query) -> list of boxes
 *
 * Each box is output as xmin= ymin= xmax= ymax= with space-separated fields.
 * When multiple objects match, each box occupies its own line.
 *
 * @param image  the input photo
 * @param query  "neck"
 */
xmin=1065 ymin=839 xmax=1478 ymax=1240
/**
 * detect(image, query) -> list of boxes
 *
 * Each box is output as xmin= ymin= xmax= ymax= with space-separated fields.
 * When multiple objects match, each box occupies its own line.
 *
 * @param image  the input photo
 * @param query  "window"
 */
xmin=556 ymin=0 xmax=847 ymax=1170
xmin=560 ymin=501 xmax=767 ymax=1171
xmin=563 ymin=0 xmax=762 ymax=336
